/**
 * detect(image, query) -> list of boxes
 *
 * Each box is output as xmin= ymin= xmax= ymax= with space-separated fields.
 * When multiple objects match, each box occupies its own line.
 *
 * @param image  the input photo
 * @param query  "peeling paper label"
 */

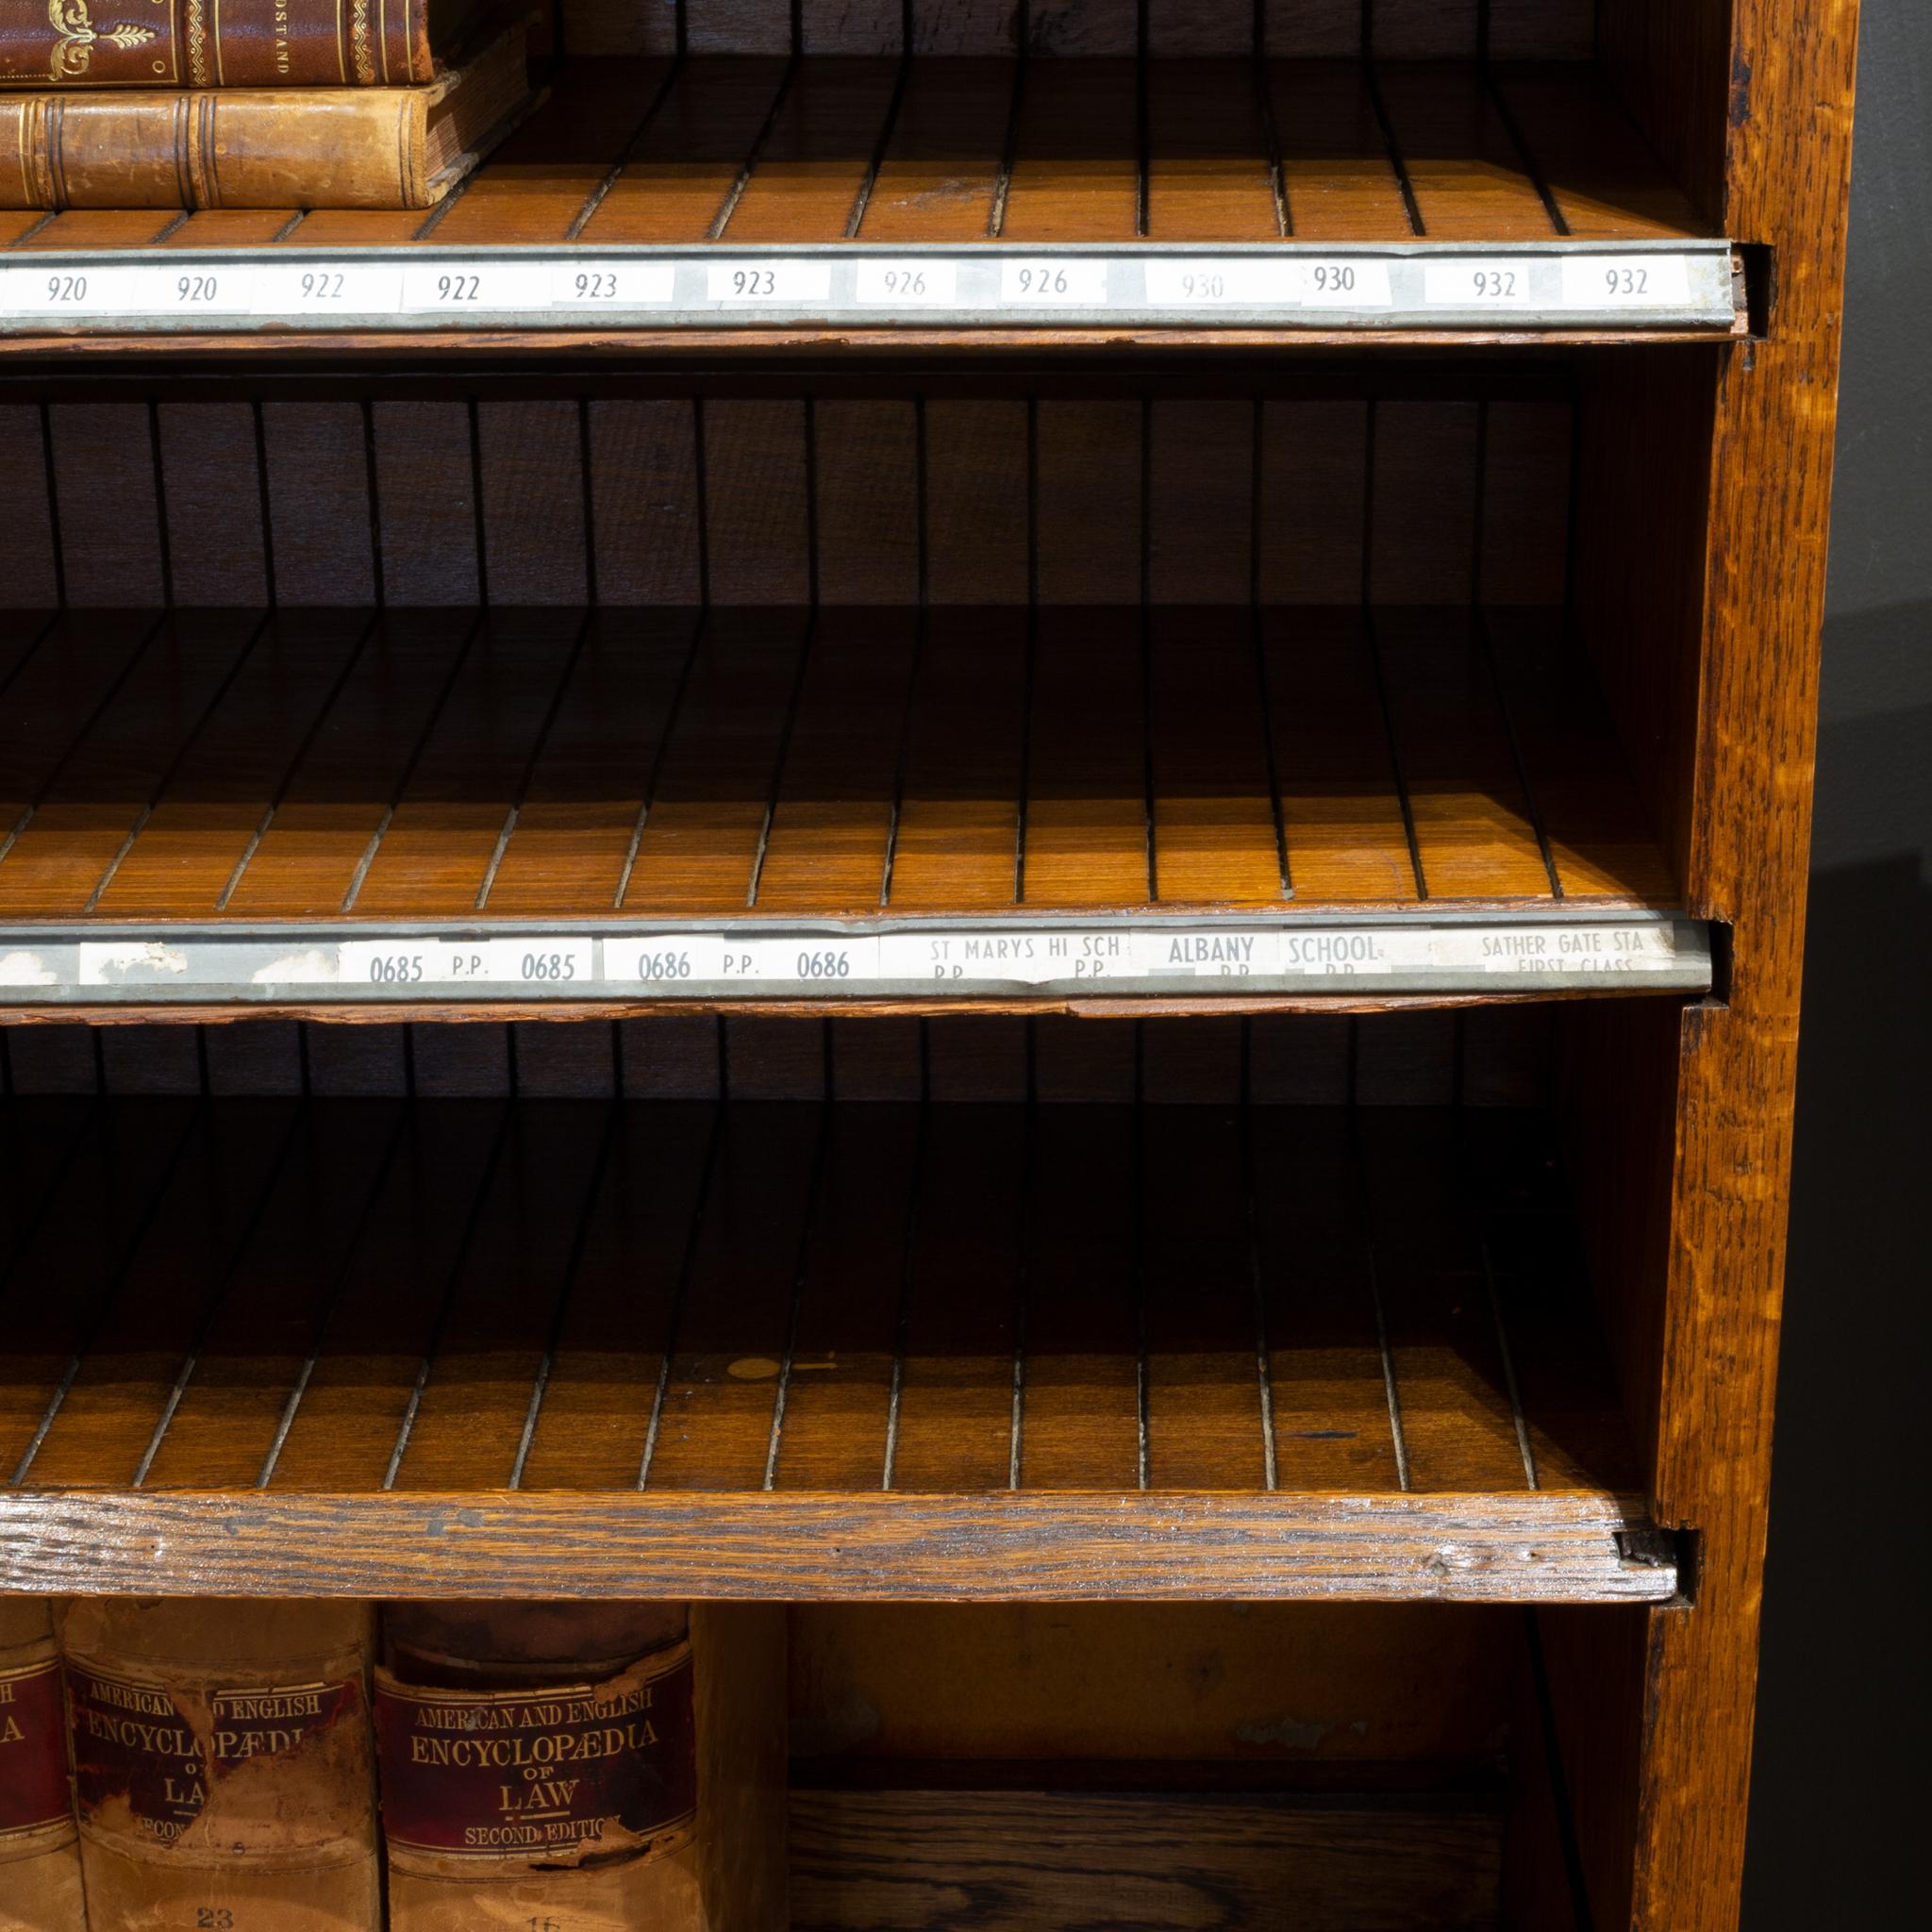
xmin=375 ymin=1643 xmax=696 ymax=1866
xmin=78 ymin=941 xmax=190 ymax=984
xmin=67 ymin=1664 xmax=363 ymax=1849
xmin=0 ymin=950 xmax=57 ymax=987
xmin=0 ymin=1658 xmax=71 ymax=1839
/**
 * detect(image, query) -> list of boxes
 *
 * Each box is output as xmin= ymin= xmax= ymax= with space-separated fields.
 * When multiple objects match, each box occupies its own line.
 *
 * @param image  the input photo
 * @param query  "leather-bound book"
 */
xmin=1 ymin=1 xmax=482 ymax=90
xmin=0 ymin=13 xmax=533 ymax=209
xmin=377 ymin=1603 xmax=788 ymax=1931
xmin=60 ymin=1599 xmax=380 ymax=1932
xmin=0 ymin=1600 xmax=86 ymax=1932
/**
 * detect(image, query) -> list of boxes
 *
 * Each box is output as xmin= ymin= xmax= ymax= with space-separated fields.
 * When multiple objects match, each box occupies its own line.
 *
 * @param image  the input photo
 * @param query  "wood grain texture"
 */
xmin=0 ymin=1487 xmax=1671 ymax=1601
xmin=1617 ymin=6 xmax=1865 ymax=1932
xmin=791 ymin=1787 xmax=1502 ymax=1931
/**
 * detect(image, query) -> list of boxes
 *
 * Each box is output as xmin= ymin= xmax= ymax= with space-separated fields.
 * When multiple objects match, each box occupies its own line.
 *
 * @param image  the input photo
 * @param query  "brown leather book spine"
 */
xmin=378 ymin=1603 xmax=715 ymax=1932
xmin=0 ymin=2 xmax=441 ymax=91
xmin=0 ymin=1601 xmax=87 ymax=1932
xmin=60 ymin=1599 xmax=380 ymax=1932
xmin=0 ymin=87 xmax=430 ymax=208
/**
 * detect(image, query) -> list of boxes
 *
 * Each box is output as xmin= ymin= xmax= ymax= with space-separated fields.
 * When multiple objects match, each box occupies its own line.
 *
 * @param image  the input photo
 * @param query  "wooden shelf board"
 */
xmin=0 ymin=604 xmax=1678 ymax=955
xmin=0 ymin=1096 xmax=1672 ymax=1603
xmin=0 ymin=58 xmax=1736 ymax=352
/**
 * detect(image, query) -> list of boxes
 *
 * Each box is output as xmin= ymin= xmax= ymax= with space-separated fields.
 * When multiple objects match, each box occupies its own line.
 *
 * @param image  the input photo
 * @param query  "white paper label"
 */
xmin=999 ymin=258 xmax=1111 ymax=307
xmin=1129 ymin=930 xmax=1283 ymax=977
xmin=706 ymin=260 xmax=834 ymax=305
xmin=549 ymin=260 xmax=676 ymax=308
xmin=1279 ymin=930 xmax=1400 ymax=976
xmin=339 ymin=939 xmax=595 ymax=987
xmin=400 ymin=260 xmax=549 ymax=312
xmin=1559 ymin=254 xmax=1693 ymax=308
xmin=1295 ymin=259 xmax=1394 ymax=307
xmin=1 ymin=264 xmax=163 ymax=317
xmin=79 ymin=941 xmax=193 ymax=985
xmin=878 ymin=932 xmax=1063 ymax=986
xmin=715 ymin=937 xmax=883 ymax=984
xmin=852 ymin=259 xmax=960 ymax=308
xmin=1424 ymin=260 xmax=1537 ymax=308
xmin=1142 ymin=260 xmax=1298 ymax=308
xmin=612 ymin=936 xmax=730 ymax=987
xmin=255 ymin=262 xmax=406 ymax=315
xmin=1469 ymin=924 xmax=1679 ymax=974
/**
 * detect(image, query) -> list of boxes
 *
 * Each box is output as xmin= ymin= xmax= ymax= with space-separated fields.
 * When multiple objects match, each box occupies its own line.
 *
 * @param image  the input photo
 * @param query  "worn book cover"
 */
xmin=60 ymin=1598 xmax=380 ymax=1932
xmin=0 ymin=12 xmax=533 ymax=208
xmin=0 ymin=1 xmax=479 ymax=89
xmin=379 ymin=1603 xmax=706 ymax=1931
xmin=0 ymin=1600 xmax=87 ymax=1932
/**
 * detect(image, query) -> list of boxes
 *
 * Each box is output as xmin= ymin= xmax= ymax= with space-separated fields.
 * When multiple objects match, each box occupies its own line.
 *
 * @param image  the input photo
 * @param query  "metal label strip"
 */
xmin=0 ymin=917 xmax=1713 ymax=1005
xmin=0 ymin=242 xmax=1738 ymax=336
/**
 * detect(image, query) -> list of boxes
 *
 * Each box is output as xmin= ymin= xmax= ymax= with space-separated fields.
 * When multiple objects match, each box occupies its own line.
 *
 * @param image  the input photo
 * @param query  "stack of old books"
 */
xmin=6 ymin=1595 xmax=779 ymax=1931
xmin=0 ymin=2 xmax=535 ymax=213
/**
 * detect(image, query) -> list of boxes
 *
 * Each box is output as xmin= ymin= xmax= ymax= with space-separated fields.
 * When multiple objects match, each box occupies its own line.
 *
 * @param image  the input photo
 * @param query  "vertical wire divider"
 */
xmin=256 ymin=1102 xmax=413 ymax=1489
xmin=8 ymin=1094 xmax=206 ymax=1488
xmin=467 ymin=396 xmax=491 ymax=609
xmin=878 ymin=1094 xmax=930 ymax=1491
xmin=1007 ymin=1084 xmax=1038 ymax=1492
xmin=708 ymin=50 xmax=804 ymax=240
xmin=1478 ymin=604 xmax=1566 ymax=900
xmin=509 ymin=1099 xmax=625 ymax=1490
xmin=1135 ymin=0 xmax=1152 ymax=239
xmin=81 ymin=608 xmax=277 ymax=916
xmin=1140 ymin=397 xmax=1158 ymax=904
xmin=748 ymin=398 xmax=822 ymax=908
xmin=1481 ymin=58 xmax=1571 ymax=238
xmin=1357 ymin=402 xmax=1429 ymax=900
xmin=359 ymin=397 xmax=387 ymax=612
xmin=1360 ymin=47 xmax=1427 ymax=238
xmin=1133 ymin=1030 xmax=1152 ymax=1493
xmin=1454 ymin=1104 xmax=1541 ymax=1492
xmin=35 ymin=399 xmax=68 ymax=614
xmin=341 ymin=608 xmax=488 ymax=915
xmin=614 ymin=605 xmax=710 ymax=910
xmin=0 ymin=607 xmax=170 ymax=871
xmin=987 ymin=5 xmax=1029 ymax=237
xmin=1347 ymin=1053 xmax=1414 ymax=1492
xmin=761 ymin=1101 xmax=839 ymax=1493
xmin=252 ymin=396 xmax=281 ymax=612
xmin=1242 ymin=1079 xmax=1281 ymax=1492
xmin=564 ymin=53 xmax=688 ymax=242
xmin=132 ymin=1099 xmax=311 ymax=1488
xmin=578 ymin=397 xmax=601 ymax=612
xmin=1254 ymin=21 xmax=1292 ymax=236
xmin=475 ymin=606 xmax=599 ymax=912
xmin=636 ymin=1103 xmax=728 ymax=1490
xmin=845 ymin=17 xmax=915 ymax=239
xmin=146 ymin=399 xmax=175 ymax=612
xmin=1250 ymin=399 xmax=1293 ymax=899
xmin=1012 ymin=395 xmax=1041 ymax=907
xmin=745 ymin=610 xmax=819 ymax=910
xmin=380 ymin=1104 xmax=518 ymax=1491
xmin=879 ymin=394 xmax=931 ymax=909
xmin=221 ymin=611 xmax=383 ymax=911
xmin=1524 ymin=1605 xmax=1603 ymax=1932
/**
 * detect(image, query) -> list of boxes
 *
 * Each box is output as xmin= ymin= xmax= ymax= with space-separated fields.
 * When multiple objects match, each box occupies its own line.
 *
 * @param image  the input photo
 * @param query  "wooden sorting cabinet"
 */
xmin=0 ymin=4 xmax=1859 ymax=1929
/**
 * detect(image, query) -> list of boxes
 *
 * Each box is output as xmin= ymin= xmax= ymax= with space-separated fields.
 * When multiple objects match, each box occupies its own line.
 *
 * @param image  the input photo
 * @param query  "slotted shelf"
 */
xmin=0 ymin=1091 xmax=1674 ymax=1603
xmin=0 ymin=604 xmax=1706 ymax=1011
xmin=0 ymin=55 xmax=1740 ymax=347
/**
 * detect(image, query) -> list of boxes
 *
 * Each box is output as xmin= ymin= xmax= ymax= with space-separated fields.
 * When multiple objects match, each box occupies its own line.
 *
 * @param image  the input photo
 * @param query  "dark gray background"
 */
xmin=1742 ymin=0 xmax=1928 ymax=1921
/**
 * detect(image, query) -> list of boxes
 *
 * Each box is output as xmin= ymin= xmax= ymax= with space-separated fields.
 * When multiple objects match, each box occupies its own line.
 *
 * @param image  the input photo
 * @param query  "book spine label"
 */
xmin=375 ymin=1642 xmax=698 ymax=1867
xmin=0 ymin=1657 xmax=72 ymax=1841
xmin=67 ymin=1660 xmax=366 ymax=1852
xmin=0 ymin=2 xmax=434 ymax=91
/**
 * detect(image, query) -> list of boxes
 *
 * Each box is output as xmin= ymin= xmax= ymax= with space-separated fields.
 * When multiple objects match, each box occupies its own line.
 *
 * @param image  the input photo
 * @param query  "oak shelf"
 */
xmin=0 ymin=1093 xmax=1670 ymax=1603
xmin=0 ymin=603 xmax=1704 ymax=1012
xmin=0 ymin=56 xmax=1740 ymax=350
